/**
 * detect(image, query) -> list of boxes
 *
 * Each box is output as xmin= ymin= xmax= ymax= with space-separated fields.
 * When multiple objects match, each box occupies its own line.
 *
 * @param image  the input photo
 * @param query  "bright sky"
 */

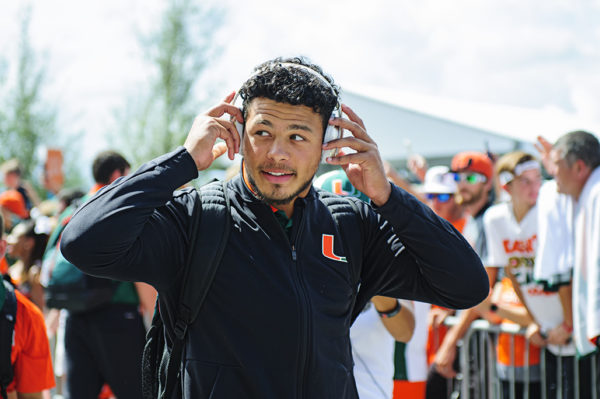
xmin=1 ymin=0 xmax=600 ymax=169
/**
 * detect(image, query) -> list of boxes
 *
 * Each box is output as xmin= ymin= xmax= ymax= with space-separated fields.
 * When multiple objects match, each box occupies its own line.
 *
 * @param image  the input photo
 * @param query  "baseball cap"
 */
xmin=0 ymin=190 xmax=29 ymax=219
xmin=422 ymin=166 xmax=457 ymax=194
xmin=313 ymin=170 xmax=370 ymax=202
xmin=451 ymin=151 xmax=493 ymax=181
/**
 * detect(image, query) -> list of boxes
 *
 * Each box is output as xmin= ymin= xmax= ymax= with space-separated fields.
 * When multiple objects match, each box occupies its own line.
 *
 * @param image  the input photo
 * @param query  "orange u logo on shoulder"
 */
xmin=322 ymin=234 xmax=347 ymax=262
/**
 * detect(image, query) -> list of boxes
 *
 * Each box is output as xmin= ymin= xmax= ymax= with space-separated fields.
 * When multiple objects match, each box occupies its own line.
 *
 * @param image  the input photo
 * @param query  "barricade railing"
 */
xmin=442 ymin=316 xmax=599 ymax=399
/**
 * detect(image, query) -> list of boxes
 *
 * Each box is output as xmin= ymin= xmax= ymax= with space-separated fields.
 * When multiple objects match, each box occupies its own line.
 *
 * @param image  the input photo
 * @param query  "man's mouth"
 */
xmin=261 ymin=169 xmax=295 ymax=183
xmin=266 ymin=171 xmax=290 ymax=176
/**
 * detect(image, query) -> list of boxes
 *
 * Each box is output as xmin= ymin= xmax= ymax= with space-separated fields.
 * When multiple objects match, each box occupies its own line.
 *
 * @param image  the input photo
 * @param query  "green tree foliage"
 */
xmin=0 ymin=7 xmax=54 ymax=179
xmin=0 ymin=6 xmax=84 ymax=195
xmin=113 ymin=0 xmax=224 ymax=168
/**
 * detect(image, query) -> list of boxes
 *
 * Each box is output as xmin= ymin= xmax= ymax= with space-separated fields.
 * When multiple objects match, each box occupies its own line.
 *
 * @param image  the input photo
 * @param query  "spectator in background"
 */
xmin=393 ymin=301 xmax=431 ymax=399
xmin=0 ymin=189 xmax=30 ymax=274
xmin=549 ymin=130 xmax=600 ymax=395
xmin=477 ymin=151 xmax=543 ymax=399
xmin=0 ymin=189 xmax=29 ymax=231
xmin=450 ymin=151 xmax=495 ymax=257
xmin=532 ymin=135 xmax=583 ymax=399
xmin=0 ymin=212 xmax=55 ymax=397
xmin=1 ymin=159 xmax=40 ymax=211
xmin=421 ymin=166 xmax=468 ymax=231
xmin=426 ymin=151 xmax=496 ymax=399
xmin=420 ymin=165 xmax=470 ymax=398
xmin=49 ymin=150 xmax=152 ymax=399
xmin=6 ymin=219 xmax=49 ymax=311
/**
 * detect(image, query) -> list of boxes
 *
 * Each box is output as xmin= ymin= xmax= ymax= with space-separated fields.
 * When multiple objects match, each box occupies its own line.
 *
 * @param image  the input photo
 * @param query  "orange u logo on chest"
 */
xmin=322 ymin=234 xmax=347 ymax=262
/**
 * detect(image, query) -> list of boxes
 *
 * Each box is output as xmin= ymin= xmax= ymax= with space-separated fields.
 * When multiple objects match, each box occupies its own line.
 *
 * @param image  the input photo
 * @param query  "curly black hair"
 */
xmin=238 ymin=56 xmax=340 ymax=134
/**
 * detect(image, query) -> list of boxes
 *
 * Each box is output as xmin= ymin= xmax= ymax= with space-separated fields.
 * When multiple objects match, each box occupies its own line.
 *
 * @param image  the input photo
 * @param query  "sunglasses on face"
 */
xmin=425 ymin=193 xmax=453 ymax=203
xmin=452 ymin=172 xmax=487 ymax=184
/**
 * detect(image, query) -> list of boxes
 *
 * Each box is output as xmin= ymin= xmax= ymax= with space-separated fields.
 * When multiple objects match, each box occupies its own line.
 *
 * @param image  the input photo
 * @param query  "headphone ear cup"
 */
xmin=321 ymin=112 xmax=342 ymax=162
xmin=235 ymin=119 xmax=244 ymax=153
xmin=235 ymin=120 xmax=244 ymax=136
xmin=230 ymin=92 xmax=244 ymax=153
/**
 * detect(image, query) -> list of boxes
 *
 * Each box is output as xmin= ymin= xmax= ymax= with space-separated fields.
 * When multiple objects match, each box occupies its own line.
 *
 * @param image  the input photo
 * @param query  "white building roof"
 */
xmin=341 ymin=85 xmax=600 ymax=161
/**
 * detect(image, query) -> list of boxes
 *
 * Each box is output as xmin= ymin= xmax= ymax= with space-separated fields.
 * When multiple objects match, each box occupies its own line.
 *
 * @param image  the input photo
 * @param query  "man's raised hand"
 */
xmin=324 ymin=104 xmax=391 ymax=206
xmin=183 ymin=92 xmax=243 ymax=171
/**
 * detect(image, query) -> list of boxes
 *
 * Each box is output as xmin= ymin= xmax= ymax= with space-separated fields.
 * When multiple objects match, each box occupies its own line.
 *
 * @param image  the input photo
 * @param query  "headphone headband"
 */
xmin=232 ymin=61 xmax=342 ymax=163
xmin=234 ymin=62 xmax=339 ymax=107
xmin=274 ymin=62 xmax=338 ymax=99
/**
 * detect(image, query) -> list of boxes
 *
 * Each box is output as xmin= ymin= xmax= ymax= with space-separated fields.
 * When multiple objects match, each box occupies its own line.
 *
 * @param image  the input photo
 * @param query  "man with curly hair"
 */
xmin=61 ymin=56 xmax=488 ymax=398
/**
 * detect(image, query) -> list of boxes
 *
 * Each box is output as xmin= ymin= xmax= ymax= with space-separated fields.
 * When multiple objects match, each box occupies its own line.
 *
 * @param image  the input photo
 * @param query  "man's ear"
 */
xmin=575 ymin=159 xmax=591 ymax=179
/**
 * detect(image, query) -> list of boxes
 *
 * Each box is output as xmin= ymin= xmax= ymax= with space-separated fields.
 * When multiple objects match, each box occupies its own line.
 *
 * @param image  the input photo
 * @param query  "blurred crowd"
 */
xmin=318 ymin=132 xmax=600 ymax=399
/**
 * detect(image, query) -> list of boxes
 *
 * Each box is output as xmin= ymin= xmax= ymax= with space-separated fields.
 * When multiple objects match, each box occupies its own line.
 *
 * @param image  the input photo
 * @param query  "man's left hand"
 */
xmin=324 ymin=104 xmax=391 ymax=206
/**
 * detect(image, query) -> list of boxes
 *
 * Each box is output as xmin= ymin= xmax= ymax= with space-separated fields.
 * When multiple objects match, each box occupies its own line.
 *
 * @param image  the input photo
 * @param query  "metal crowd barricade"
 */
xmin=443 ymin=316 xmax=599 ymax=399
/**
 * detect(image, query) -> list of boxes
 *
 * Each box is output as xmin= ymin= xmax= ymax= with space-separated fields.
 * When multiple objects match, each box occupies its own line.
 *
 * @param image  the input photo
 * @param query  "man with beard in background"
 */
xmin=426 ymin=151 xmax=495 ymax=398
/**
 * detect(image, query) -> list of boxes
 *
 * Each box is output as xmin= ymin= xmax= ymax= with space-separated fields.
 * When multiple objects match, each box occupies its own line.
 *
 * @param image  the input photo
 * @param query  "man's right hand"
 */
xmin=183 ymin=92 xmax=243 ymax=171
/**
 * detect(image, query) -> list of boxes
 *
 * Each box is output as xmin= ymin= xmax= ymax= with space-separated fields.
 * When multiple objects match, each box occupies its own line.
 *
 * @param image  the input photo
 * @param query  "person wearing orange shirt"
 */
xmin=0 ymin=213 xmax=55 ymax=398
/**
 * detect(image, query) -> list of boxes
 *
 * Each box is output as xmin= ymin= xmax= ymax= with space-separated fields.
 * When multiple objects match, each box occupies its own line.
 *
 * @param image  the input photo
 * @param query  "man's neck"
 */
xmin=512 ymin=201 xmax=533 ymax=223
xmin=276 ymin=202 xmax=295 ymax=219
xmin=572 ymin=167 xmax=596 ymax=202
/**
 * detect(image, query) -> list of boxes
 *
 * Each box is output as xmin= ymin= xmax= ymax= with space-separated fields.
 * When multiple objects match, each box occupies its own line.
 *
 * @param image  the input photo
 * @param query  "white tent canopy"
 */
xmin=341 ymin=85 xmax=600 ymax=162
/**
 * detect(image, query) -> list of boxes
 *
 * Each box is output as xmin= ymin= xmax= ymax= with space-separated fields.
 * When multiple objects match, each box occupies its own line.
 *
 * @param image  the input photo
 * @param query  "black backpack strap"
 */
xmin=0 ymin=279 xmax=17 ymax=399
xmin=318 ymin=192 xmax=365 ymax=322
xmin=162 ymin=180 xmax=231 ymax=398
xmin=141 ymin=298 xmax=163 ymax=398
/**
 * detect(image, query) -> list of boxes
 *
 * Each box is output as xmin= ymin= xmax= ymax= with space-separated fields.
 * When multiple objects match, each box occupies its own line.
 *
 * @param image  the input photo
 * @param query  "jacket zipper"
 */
xmin=291 ymin=212 xmax=309 ymax=399
xmin=270 ymin=207 xmax=309 ymax=399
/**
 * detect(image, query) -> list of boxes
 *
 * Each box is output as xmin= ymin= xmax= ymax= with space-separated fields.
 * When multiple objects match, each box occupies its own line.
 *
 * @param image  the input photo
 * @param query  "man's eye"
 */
xmin=291 ymin=134 xmax=305 ymax=141
xmin=255 ymin=130 xmax=270 ymax=137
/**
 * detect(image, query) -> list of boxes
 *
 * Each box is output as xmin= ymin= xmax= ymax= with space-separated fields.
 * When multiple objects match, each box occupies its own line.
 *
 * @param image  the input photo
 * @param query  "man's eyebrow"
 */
xmin=256 ymin=119 xmax=273 ymax=127
xmin=288 ymin=124 xmax=313 ymax=133
xmin=255 ymin=119 xmax=314 ymax=133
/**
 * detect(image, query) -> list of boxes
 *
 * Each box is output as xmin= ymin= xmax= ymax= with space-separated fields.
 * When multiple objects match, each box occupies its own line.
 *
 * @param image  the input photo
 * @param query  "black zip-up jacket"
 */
xmin=60 ymin=147 xmax=488 ymax=398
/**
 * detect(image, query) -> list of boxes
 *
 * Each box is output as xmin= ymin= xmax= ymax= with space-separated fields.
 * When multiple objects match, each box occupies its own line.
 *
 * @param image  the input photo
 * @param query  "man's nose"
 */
xmin=266 ymin=139 xmax=291 ymax=161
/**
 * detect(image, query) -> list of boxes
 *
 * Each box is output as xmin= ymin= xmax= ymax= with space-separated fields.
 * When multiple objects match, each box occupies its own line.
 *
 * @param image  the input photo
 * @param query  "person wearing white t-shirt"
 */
xmin=476 ymin=151 xmax=544 ymax=399
xmin=351 ymin=299 xmax=415 ymax=399
xmin=549 ymin=130 xmax=600 ymax=398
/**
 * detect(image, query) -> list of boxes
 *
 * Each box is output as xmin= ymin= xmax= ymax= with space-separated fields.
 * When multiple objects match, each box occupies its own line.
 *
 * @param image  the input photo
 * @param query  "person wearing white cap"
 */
xmin=421 ymin=166 xmax=472 ymax=398
xmin=422 ymin=166 xmax=468 ymax=232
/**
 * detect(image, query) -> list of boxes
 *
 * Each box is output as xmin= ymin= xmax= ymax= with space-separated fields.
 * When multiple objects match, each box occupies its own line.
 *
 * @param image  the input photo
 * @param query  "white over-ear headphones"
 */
xmin=231 ymin=63 xmax=342 ymax=162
